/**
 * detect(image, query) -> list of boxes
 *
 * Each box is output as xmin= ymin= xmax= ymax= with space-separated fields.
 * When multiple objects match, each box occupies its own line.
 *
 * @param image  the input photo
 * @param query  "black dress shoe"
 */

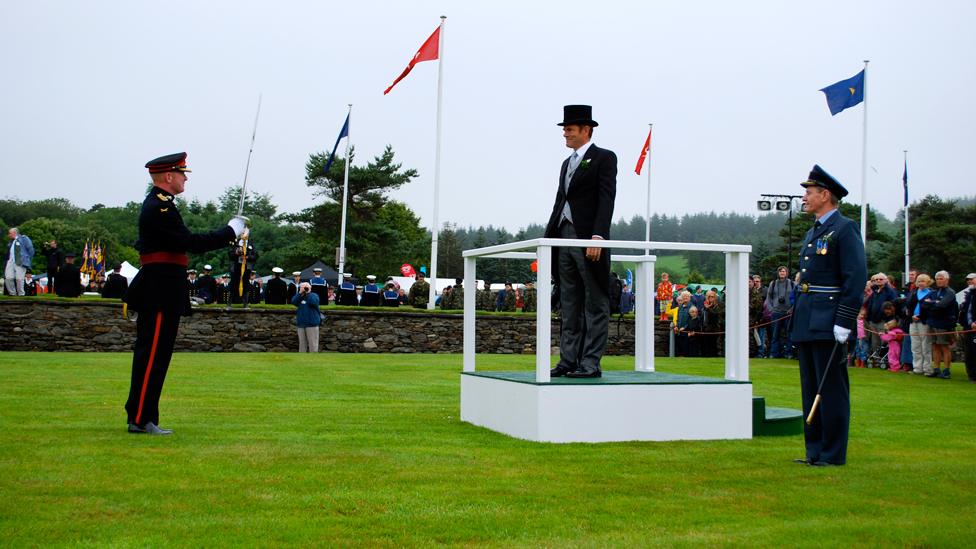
xmin=550 ymin=365 xmax=576 ymax=377
xmin=810 ymin=461 xmax=842 ymax=467
xmin=566 ymin=369 xmax=602 ymax=378
xmin=144 ymin=422 xmax=173 ymax=436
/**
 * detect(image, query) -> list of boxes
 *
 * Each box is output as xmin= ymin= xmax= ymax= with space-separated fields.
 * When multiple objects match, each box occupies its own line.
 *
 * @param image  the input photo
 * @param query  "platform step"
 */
xmin=752 ymin=397 xmax=803 ymax=437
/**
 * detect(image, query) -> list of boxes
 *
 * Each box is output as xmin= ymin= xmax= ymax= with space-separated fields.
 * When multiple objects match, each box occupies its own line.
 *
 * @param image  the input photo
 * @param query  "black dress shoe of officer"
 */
xmin=566 ymin=369 xmax=602 ymax=378
xmin=144 ymin=422 xmax=173 ymax=436
xmin=127 ymin=423 xmax=147 ymax=434
xmin=793 ymin=458 xmax=814 ymax=465
xmin=810 ymin=460 xmax=842 ymax=467
xmin=550 ymin=364 xmax=576 ymax=377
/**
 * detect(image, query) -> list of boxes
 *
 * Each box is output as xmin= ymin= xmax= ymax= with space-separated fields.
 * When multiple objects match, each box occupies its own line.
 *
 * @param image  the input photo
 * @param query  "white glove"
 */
xmin=227 ymin=216 xmax=250 ymax=237
xmin=833 ymin=325 xmax=851 ymax=344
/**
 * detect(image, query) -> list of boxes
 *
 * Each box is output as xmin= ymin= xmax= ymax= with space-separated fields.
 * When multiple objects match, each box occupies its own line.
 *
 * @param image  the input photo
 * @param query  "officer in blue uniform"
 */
xmin=123 ymin=152 xmax=248 ymax=435
xmin=791 ymin=165 xmax=867 ymax=466
xmin=361 ymin=275 xmax=380 ymax=306
xmin=337 ymin=273 xmax=357 ymax=305
xmin=309 ymin=268 xmax=328 ymax=303
xmin=382 ymin=282 xmax=400 ymax=307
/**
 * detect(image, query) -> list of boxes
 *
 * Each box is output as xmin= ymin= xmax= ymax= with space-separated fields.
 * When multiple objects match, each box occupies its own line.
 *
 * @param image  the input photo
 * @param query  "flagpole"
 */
xmin=427 ymin=15 xmax=446 ymax=310
xmin=644 ymin=123 xmax=653 ymax=255
xmin=859 ymin=60 xmax=869 ymax=246
xmin=903 ymin=149 xmax=910 ymax=286
xmin=337 ymin=104 xmax=352 ymax=278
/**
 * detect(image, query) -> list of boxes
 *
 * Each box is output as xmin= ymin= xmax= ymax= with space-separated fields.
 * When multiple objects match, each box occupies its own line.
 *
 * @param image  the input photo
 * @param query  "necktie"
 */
xmin=561 ymin=152 xmax=580 ymax=224
xmin=814 ymin=220 xmax=822 ymax=229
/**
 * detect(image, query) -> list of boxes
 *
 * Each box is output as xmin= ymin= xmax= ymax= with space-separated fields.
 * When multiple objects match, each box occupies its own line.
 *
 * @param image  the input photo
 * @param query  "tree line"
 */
xmin=2 ymin=147 xmax=973 ymax=287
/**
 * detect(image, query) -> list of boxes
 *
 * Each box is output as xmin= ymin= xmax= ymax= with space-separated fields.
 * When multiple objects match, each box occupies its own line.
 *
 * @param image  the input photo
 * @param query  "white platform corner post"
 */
xmin=463 ymin=256 xmax=476 ymax=372
xmin=536 ymin=244 xmax=552 ymax=383
xmin=635 ymin=256 xmax=656 ymax=371
xmin=724 ymin=251 xmax=750 ymax=381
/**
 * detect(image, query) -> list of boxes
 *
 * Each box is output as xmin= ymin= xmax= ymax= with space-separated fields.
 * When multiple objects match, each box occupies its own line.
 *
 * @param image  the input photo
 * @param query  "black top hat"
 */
xmin=146 ymin=152 xmax=192 ymax=174
xmin=558 ymin=105 xmax=599 ymax=127
xmin=801 ymin=164 xmax=848 ymax=199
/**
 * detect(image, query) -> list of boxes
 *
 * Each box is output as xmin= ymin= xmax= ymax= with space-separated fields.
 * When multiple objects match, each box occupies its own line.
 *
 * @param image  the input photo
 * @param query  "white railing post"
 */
xmin=724 ymin=251 xmax=750 ymax=381
xmin=635 ymin=256 xmax=656 ymax=371
xmin=463 ymin=256 xmax=476 ymax=372
xmin=536 ymin=245 xmax=552 ymax=383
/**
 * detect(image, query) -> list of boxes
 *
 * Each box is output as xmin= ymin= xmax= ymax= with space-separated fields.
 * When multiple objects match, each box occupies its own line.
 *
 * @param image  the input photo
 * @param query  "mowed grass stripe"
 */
xmin=1 ymin=352 xmax=974 ymax=547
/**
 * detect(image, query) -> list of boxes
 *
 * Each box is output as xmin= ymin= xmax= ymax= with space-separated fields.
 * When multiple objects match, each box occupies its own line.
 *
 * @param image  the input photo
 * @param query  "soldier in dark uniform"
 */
xmin=309 ymin=268 xmax=328 ymax=302
xmin=265 ymin=267 xmax=288 ymax=305
xmin=287 ymin=271 xmax=302 ymax=301
xmin=123 ymin=152 xmax=247 ymax=435
xmin=24 ymin=270 xmax=38 ymax=296
xmin=337 ymin=273 xmax=357 ymax=305
xmin=361 ymin=275 xmax=380 ymax=306
xmin=195 ymin=264 xmax=217 ymax=304
xmin=101 ymin=263 xmax=129 ymax=299
xmin=382 ymin=282 xmax=400 ymax=307
xmin=228 ymin=238 xmax=257 ymax=307
xmin=56 ymin=252 xmax=82 ymax=297
xmin=790 ymin=165 xmax=867 ymax=466
xmin=247 ymin=272 xmax=263 ymax=304
xmin=42 ymin=240 xmax=63 ymax=294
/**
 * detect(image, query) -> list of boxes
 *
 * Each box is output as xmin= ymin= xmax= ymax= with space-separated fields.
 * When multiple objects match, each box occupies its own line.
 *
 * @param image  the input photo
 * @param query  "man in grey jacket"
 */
xmin=766 ymin=265 xmax=795 ymax=359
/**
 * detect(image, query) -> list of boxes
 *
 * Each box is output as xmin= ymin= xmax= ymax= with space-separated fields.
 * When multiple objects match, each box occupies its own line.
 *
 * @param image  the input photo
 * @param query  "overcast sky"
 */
xmin=2 ymin=1 xmax=973 ymax=234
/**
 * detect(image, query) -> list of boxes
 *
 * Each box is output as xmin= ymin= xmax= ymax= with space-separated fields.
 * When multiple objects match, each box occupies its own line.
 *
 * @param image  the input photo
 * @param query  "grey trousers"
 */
xmin=297 ymin=326 xmax=320 ymax=353
xmin=4 ymin=260 xmax=26 ymax=296
xmin=557 ymin=222 xmax=610 ymax=372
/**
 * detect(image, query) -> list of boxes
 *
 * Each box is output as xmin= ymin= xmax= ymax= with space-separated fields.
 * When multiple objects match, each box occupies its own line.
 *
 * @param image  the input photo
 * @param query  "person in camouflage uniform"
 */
xmin=408 ymin=272 xmax=430 ymax=309
xmin=501 ymin=282 xmax=517 ymax=312
xmin=478 ymin=282 xmax=495 ymax=311
xmin=522 ymin=281 xmax=537 ymax=313
xmin=448 ymin=278 xmax=464 ymax=309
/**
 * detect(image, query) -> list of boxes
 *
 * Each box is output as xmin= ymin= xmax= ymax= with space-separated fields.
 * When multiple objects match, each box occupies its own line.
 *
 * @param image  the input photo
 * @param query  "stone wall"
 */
xmin=0 ymin=299 xmax=671 ymax=355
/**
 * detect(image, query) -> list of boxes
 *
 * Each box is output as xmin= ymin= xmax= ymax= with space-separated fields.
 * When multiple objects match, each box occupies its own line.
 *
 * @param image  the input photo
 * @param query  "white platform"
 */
xmin=460 ymin=371 xmax=753 ymax=443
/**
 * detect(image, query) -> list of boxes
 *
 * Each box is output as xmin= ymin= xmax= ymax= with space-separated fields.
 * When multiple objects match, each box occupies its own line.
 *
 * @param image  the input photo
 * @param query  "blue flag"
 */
xmin=902 ymin=159 xmax=908 ymax=207
xmin=322 ymin=112 xmax=350 ymax=174
xmin=820 ymin=70 xmax=865 ymax=116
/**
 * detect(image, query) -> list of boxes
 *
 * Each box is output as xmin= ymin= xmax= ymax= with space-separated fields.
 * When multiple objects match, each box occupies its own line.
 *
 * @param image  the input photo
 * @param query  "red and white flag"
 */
xmin=383 ymin=25 xmax=441 ymax=95
xmin=634 ymin=127 xmax=652 ymax=175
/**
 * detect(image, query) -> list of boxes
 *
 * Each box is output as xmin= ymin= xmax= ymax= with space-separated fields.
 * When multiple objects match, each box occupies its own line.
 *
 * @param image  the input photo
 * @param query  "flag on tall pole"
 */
xmin=820 ymin=62 xmax=869 ymax=245
xmin=383 ymin=25 xmax=441 ymax=95
xmin=384 ymin=17 xmax=446 ymax=310
xmin=903 ymin=150 xmax=910 ymax=287
xmin=635 ymin=125 xmax=654 ymax=254
xmin=334 ymin=106 xmax=353 ymax=277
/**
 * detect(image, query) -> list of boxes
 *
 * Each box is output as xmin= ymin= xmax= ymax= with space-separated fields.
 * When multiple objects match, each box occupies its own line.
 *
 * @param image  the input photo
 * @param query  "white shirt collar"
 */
xmin=571 ymin=141 xmax=594 ymax=160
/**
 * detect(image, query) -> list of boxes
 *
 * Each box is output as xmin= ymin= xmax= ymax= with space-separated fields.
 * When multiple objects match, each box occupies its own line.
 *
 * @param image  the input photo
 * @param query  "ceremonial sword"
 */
xmin=238 ymin=94 xmax=262 ymax=297
xmin=805 ymin=339 xmax=847 ymax=425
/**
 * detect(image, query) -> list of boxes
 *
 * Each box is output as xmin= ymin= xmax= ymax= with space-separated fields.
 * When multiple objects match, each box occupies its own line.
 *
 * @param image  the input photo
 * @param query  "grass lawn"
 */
xmin=1 ymin=352 xmax=974 ymax=547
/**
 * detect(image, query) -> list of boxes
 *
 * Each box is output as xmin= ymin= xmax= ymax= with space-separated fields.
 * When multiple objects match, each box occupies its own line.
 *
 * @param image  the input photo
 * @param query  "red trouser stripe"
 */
xmin=135 ymin=311 xmax=163 ymax=425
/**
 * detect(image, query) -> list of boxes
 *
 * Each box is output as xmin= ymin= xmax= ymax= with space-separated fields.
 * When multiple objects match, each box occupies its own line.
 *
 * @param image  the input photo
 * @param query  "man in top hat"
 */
xmin=307 ymin=267 xmax=325 ymax=301
xmin=791 ymin=164 xmax=867 ymax=466
xmin=101 ymin=262 xmax=128 ymax=299
xmin=265 ymin=267 xmax=288 ymax=305
xmin=56 ymin=252 xmax=82 ymax=297
xmin=361 ymin=275 xmax=380 ymax=306
xmin=123 ymin=152 xmax=248 ymax=435
xmin=337 ymin=273 xmax=357 ymax=306
xmin=196 ymin=264 xmax=217 ymax=304
xmin=544 ymin=105 xmax=617 ymax=378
